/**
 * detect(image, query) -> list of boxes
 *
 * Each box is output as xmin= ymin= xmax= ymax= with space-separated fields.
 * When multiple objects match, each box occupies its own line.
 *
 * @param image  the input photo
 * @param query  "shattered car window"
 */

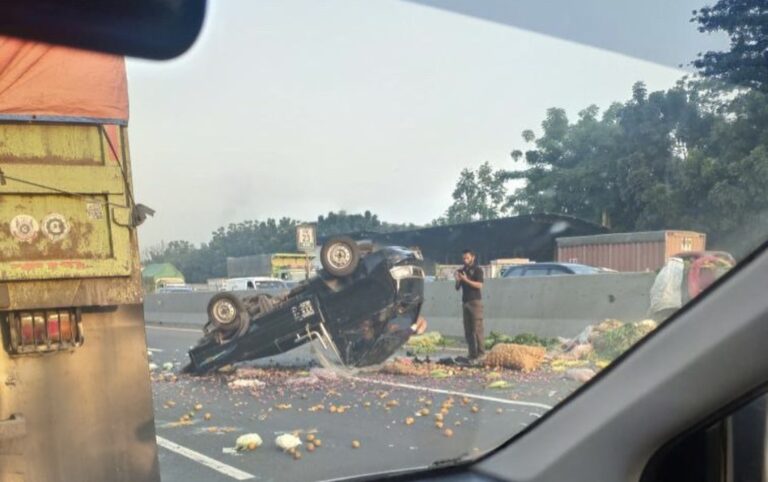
xmin=132 ymin=1 xmax=768 ymax=480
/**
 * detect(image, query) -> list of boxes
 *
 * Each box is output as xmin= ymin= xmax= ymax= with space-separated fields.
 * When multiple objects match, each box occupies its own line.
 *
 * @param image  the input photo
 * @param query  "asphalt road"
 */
xmin=146 ymin=325 xmax=579 ymax=482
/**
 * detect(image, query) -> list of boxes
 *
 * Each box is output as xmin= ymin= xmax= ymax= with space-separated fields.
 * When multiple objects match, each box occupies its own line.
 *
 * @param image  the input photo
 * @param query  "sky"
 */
xmin=127 ymin=0 xmax=725 ymax=248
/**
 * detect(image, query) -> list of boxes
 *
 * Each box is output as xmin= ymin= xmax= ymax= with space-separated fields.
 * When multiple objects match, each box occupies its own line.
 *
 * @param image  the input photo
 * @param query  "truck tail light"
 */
xmin=4 ymin=308 xmax=83 ymax=355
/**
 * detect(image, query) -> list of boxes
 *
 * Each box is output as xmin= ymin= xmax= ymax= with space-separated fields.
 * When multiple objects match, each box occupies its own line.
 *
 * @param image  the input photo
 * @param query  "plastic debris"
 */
xmin=235 ymin=433 xmax=263 ymax=451
xmin=286 ymin=375 xmax=319 ymax=386
xmin=162 ymin=362 xmax=174 ymax=371
xmin=275 ymin=433 xmax=302 ymax=451
xmin=595 ymin=359 xmax=611 ymax=369
xmin=406 ymin=331 xmax=443 ymax=354
xmin=160 ymin=419 xmax=195 ymax=428
xmin=565 ymin=368 xmax=596 ymax=383
xmin=228 ymin=379 xmax=266 ymax=390
xmin=430 ymin=369 xmax=451 ymax=379
xmin=486 ymin=380 xmax=512 ymax=389
xmin=310 ymin=367 xmax=339 ymax=381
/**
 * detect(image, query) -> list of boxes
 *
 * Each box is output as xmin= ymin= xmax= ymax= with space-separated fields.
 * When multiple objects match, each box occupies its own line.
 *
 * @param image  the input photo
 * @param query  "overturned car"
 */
xmin=184 ymin=237 xmax=426 ymax=374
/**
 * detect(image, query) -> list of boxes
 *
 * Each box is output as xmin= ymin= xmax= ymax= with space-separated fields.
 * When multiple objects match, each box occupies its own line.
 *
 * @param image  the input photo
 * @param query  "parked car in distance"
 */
xmin=155 ymin=284 xmax=194 ymax=293
xmin=502 ymin=262 xmax=604 ymax=277
xmin=221 ymin=277 xmax=289 ymax=291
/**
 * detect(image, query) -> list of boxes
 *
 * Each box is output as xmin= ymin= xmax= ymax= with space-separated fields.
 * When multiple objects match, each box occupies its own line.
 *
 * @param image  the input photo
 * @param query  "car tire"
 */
xmin=320 ymin=236 xmax=361 ymax=277
xmin=207 ymin=293 xmax=247 ymax=332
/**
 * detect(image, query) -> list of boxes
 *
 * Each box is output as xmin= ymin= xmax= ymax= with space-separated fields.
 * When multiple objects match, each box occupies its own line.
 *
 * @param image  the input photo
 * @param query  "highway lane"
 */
xmin=146 ymin=325 xmax=578 ymax=482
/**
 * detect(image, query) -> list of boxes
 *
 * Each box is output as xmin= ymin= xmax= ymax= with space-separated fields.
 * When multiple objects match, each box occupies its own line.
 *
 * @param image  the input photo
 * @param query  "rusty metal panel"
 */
xmin=0 ymin=304 xmax=160 ymax=482
xmin=0 ymin=122 xmax=141 ymax=307
xmin=0 ymin=123 xmax=134 ymax=284
xmin=557 ymin=230 xmax=705 ymax=272
xmin=665 ymin=230 xmax=707 ymax=258
xmin=0 ymin=123 xmax=105 ymax=166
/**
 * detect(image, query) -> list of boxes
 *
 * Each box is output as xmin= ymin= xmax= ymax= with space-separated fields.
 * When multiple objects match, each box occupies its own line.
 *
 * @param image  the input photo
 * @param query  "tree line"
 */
xmin=433 ymin=0 xmax=768 ymax=257
xmin=147 ymin=0 xmax=767 ymax=281
xmin=143 ymin=211 xmax=417 ymax=283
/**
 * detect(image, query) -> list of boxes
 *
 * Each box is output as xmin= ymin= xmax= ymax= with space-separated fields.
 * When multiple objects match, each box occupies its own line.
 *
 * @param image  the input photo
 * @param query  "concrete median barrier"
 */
xmin=143 ymin=289 xmax=286 ymax=326
xmin=422 ymin=273 xmax=655 ymax=338
xmin=144 ymin=273 xmax=655 ymax=338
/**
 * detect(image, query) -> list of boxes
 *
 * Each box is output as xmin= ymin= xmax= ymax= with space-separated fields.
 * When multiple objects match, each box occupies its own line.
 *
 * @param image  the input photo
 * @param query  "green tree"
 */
xmin=317 ymin=210 xmax=382 ymax=236
xmin=143 ymin=210 xmax=419 ymax=282
xmin=505 ymin=79 xmax=768 ymax=256
xmin=693 ymin=0 xmax=768 ymax=91
xmin=434 ymin=162 xmax=509 ymax=225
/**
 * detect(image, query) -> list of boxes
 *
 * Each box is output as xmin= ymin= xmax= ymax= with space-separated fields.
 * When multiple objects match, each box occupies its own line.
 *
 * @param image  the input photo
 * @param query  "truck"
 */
xmin=0 ymin=39 xmax=158 ymax=480
xmin=226 ymin=252 xmax=315 ymax=281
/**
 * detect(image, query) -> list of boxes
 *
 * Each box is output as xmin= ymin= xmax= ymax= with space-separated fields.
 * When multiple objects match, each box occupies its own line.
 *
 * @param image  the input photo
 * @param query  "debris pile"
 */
xmin=379 ymin=358 xmax=428 ymax=376
xmin=541 ymin=318 xmax=660 ymax=381
xmin=228 ymin=379 xmax=266 ymax=390
xmin=564 ymin=368 xmax=596 ymax=382
xmin=484 ymin=343 xmax=546 ymax=372
xmin=559 ymin=319 xmax=658 ymax=364
xmin=405 ymin=331 xmax=444 ymax=355
xmin=484 ymin=331 xmax=558 ymax=351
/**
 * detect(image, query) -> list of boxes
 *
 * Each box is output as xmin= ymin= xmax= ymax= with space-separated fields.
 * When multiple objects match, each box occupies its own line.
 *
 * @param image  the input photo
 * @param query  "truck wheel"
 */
xmin=320 ymin=236 xmax=360 ymax=277
xmin=207 ymin=293 xmax=247 ymax=332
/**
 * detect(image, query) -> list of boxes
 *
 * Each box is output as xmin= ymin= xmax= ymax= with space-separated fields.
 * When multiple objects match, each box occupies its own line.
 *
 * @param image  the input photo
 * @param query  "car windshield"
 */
xmin=130 ymin=1 xmax=768 ymax=480
xmin=568 ymin=265 xmax=598 ymax=275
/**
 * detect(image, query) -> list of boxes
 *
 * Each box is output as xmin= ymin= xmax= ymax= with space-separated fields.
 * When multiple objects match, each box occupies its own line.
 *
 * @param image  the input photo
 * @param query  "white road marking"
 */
xmin=352 ymin=377 xmax=553 ymax=410
xmin=156 ymin=436 xmax=256 ymax=481
xmin=146 ymin=325 xmax=201 ymax=334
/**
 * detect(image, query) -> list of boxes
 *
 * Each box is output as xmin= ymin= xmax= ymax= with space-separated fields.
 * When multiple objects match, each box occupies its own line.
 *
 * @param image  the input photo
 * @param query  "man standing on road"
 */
xmin=455 ymin=249 xmax=485 ymax=361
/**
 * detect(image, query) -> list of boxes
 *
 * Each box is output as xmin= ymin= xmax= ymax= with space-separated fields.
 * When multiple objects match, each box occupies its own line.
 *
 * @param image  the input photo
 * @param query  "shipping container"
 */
xmin=556 ymin=231 xmax=706 ymax=272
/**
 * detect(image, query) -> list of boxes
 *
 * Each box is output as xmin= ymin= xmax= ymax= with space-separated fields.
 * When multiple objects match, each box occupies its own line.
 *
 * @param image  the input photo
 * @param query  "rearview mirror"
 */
xmin=0 ymin=0 xmax=206 ymax=59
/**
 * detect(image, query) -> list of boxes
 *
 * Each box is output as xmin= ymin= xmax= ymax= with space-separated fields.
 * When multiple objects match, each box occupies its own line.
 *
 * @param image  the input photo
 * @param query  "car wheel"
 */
xmin=320 ymin=235 xmax=360 ymax=277
xmin=207 ymin=293 xmax=247 ymax=332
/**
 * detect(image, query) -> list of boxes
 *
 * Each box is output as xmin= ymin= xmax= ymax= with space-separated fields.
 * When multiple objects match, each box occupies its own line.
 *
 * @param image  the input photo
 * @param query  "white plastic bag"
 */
xmin=649 ymin=257 xmax=684 ymax=316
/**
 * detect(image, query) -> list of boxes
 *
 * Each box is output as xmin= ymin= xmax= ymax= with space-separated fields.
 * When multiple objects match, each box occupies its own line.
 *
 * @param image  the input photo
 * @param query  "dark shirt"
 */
xmin=455 ymin=264 xmax=483 ymax=302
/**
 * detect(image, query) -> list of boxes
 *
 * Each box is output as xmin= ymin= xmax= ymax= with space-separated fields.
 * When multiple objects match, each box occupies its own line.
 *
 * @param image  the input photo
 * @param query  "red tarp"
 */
xmin=0 ymin=37 xmax=128 ymax=123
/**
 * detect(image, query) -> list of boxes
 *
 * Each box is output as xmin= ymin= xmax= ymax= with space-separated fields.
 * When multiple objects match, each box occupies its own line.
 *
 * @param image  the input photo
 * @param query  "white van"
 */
xmin=222 ymin=277 xmax=289 ymax=291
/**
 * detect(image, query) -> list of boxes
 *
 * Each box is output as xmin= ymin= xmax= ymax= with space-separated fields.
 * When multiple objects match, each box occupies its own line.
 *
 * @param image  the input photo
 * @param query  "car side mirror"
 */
xmin=0 ymin=0 xmax=206 ymax=59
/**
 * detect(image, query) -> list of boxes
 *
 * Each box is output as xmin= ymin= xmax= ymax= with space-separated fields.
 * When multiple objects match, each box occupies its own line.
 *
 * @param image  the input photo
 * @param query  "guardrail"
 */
xmin=143 ymin=273 xmax=655 ymax=338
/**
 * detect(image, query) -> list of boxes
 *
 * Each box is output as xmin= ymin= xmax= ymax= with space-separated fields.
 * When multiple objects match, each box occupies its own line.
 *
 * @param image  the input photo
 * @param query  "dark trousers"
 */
xmin=462 ymin=300 xmax=485 ymax=359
